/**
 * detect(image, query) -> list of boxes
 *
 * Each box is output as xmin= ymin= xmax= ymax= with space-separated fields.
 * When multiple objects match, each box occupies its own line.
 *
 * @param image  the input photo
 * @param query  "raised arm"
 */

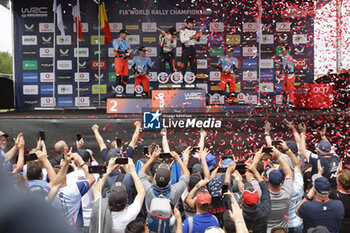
xmin=92 ymin=124 xmax=107 ymax=151
xmin=226 ymin=191 xmax=249 ymax=233
xmin=184 ymin=178 xmax=209 ymax=209
xmin=47 ymin=147 xmax=71 ymax=202
xmin=198 ymin=129 xmax=207 ymax=151
xmin=272 ymin=146 xmax=293 ymax=179
xmin=320 ymin=124 xmax=330 ymax=143
xmin=128 ymin=121 xmax=141 ymax=150
xmin=93 ymin=157 xmax=119 ymax=200
xmin=181 ymin=146 xmax=191 ymax=169
xmin=298 ymin=123 xmax=311 ymax=160
xmin=36 ymin=150 xmax=56 ymax=182
xmin=170 ymin=151 xmax=190 ymax=177
xmin=123 ymin=158 xmax=145 ymax=205
xmin=174 ymin=207 xmax=183 ymax=233
xmin=199 ymin=148 xmax=211 ymax=180
xmin=12 ymin=135 xmax=25 ymax=174
xmin=264 ymin=122 xmax=272 ymax=146
xmin=73 ymin=153 xmax=96 ymax=188
xmin=224 ymin=160 xmax=236 ymax=184
xmin=280 ymin=140 xmax=301 ymax=175
xmin=285 ymin=120 xmax=301 ymax=144
xmin=161 ymin=128 xmax=170 ymax=153
xmin=139 ymin=146 xmax=161 ymax=174
xmin=4 ymin=133 xmax=22 ymax=163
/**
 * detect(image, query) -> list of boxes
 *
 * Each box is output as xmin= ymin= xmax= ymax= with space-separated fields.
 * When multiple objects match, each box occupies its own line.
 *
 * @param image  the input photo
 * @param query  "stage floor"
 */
xmin=0 ymin=108 xmax=348 ymax=162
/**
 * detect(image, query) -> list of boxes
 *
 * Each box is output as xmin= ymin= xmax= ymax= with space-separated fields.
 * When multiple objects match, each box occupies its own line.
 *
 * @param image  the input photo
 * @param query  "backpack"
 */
xmin=322 ymin=154 xmax=340 ymax=187
xmin=102 ymin=173 xmax=125 ymax=198
xmin=147 ymin=190 xmax=172 ymax=233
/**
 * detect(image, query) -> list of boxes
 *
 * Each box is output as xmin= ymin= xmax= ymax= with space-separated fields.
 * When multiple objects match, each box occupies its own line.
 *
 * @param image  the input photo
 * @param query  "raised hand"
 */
xmin=298 ymin=123 xmax=307 ymax=134
xmin=264 ymin=121 xmax=272 ymax=134
xmin=92 ymin=124 xmax=99 ymax=131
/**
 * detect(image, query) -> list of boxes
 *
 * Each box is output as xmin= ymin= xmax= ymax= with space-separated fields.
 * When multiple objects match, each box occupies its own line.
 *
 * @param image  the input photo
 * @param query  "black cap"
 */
xmin=227 ymin=47 xmax=235 ymax=52
xmin=168 ymin=27 xmax=177 ymax=35
xmin=108 ymin=182 xmax=128 ymax=211
xmin=138 ymin=46 xmax=146 ymax=52
xmin=186 ymin=17 xmax=196 ymax=24
xmin=189 ymin=173 xmax=202 ymax=189
xmin=155 ymin=163 xmax=171 ymax=187
xmin=119 ymin=29 xmax=128 ymax=34
xmin=0 ymin=131 xmax=9 ymax=138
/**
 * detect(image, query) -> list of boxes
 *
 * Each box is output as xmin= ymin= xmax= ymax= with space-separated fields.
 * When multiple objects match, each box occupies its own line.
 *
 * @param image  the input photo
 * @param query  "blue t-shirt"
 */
xmin=100 ymin=146 xmax=134 ymax=162
xmin=1 ymin=148 xmax=13 ymax=172
xmin=132 ymin=56 xmax=152 ymax=73
xmin=182 ymin=213 xmax=219 ymax=233
xmin=298 ymin=199 xmax=344 ymax=233
xmin=113 ymin=38 xmax=131 ymax=54
xmin=28 ymin=179 xmax=48 ymax=189
xmin=282 ymin=54 xmax=294 ymax=73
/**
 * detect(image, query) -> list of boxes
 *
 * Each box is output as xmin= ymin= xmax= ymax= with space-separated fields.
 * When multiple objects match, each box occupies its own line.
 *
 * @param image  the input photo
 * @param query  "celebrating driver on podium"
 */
xmin=159 ymin=27 xmax=177 ymax=73
xmin=131 ymin=46 xmax=152 ymax=97
xmin=180 ymin=17 xmax=204 ymax=76
xmin=217 ymin=47 xmax=238 ymax=104
xmin=113 ymin=29 xmax=133 ymax=89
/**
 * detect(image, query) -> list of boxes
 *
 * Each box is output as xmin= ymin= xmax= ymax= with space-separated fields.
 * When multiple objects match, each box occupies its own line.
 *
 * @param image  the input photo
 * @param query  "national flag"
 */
xmin=72 ymin=0 xmax=83 ymax=40
xmin=53 ymin=0 xmax=65 ymax=36
xmin=100 ymin=1 xmax=113 ymax=43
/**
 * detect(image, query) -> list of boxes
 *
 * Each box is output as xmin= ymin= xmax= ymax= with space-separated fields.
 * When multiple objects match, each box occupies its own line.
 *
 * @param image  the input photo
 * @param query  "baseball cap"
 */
xmin=227 ymin=47 xmax=234 ymax=52
xmin=243 ymin=182 xmax=259 ymax=205
xmin=175 ymin=143 xmax=187 ymax=154
xmin=208 ymin=177 xmax=223 ymax=197
xmin=138 ymin=46 xmax=146 ymax=52
xmin=105 ymin=151 xmax=121 ymax=165
xmin=316 ymin=140 xmax=332 ymax=154
xmin=267 ymin=169 xmax=283 ymax=185
xmin=155 ymin=163 xmax=171 ymax=187
xmin=223 ymin=158 xmax=234 ymax=167
xmin=108 ymin=182 xmax=128 ymax=210
xmin=286 ymin=140 xmax=298 ymax=153
xmin=196 ymin=192 xmax=212 ymax=205
xmin=189 ymin=173 xmax=202 ymax=189
xmin=119 ymin=29 xmax=128 ymax=34
xmin=307 ymin=226 xmax=330 ymax=233
xmin=191 ymin=163 xmax=203 ymax=175
xmin=168 ymin=27 xmax=177 ymax=35
xmin=186 ymin=17 xmax=196 ymax=24
xmin=0 ymin=131 xmax=8 ymax=138
xmin=314 ymin=177 xmax=331 ymax=196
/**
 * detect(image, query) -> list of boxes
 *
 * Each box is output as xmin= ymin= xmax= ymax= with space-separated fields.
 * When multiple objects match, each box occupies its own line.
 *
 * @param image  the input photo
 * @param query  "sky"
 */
xmin=0 ymin=5 xmax=12 ymax=53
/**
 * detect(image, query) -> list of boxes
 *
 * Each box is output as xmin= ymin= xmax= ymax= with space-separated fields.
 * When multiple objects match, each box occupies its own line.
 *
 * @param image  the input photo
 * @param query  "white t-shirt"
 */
xmin=111 ymin=201 xmax=142 ymax=233
xmin=66 ymin=161 xmax=99 ymax=227
xmin=22 ymin=164 xmax=48 ymax=181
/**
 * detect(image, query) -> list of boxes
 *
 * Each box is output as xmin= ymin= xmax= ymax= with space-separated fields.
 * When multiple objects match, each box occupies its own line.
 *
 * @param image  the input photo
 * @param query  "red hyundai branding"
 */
xmin=294 ymin=59 xmax=308 ymax=69
xmin=91 ymin=60 xmax=106 ymax=70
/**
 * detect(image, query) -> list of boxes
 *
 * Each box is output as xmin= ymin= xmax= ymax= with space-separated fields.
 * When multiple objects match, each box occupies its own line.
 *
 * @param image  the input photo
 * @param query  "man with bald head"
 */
xmin=51 ymin=140 xmax=68 ymax=166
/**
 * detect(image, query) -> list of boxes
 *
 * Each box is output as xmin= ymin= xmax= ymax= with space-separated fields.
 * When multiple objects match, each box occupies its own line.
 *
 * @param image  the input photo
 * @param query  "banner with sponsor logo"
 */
xmin=13 ymin=0 xmax=314 ymax=110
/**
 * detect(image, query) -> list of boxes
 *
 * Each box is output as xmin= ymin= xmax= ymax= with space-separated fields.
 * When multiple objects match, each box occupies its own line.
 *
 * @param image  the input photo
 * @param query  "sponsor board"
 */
xmin=91 ymin=35 xmax=105 ymax=45
xmin=126 ymin=25 xmax=139 ymax=30
xmin=108 ymin=47 xmax=115 ymax=57
xmin=39 ymin=23 xmax=54 ymax=33
xmin=39 ymin=48 xmax=54 ymax=58
xmin=197 ymin=59 xmax=208 ymax=69
xmin=22 ymin=48 xmax=37 ymax=57
xmin=23 ymin=85 xmax=38 ymax=95
xmin=57 ymin=35 xmax=71 ymax=45
xmin=21 ymin=7 xmax=48 ymax=18
xmin=40 ymin=97 xmax=55 ymax=107
xmin=142 ymin=22 xmax=157 ymax=32
xmin=145 ymin=47 xmax=157 ymax=57
xmin=23 ymin=73 xmax=38 ymax=83
xmin=242 ymin=70 xmax=257 ymax=81
xmin=242 ymin=34 xmax=257 ymax=42
xmin=242 ymin=59 xmax=257 ymax=69
xmin=196 ymin=83 xmax=208 ymax=93
xmin=23 ymin=98 xmax=38 ymax=106
xmin=127 ymin=35 xmax=140 ymax=45
xmin=148 ymin=72 xmax=157 ymax=82
xmin=92 ymin=73 xmax=105 ymax=82
xmin=109 ymin=22 xmax=123 ymax=32
xmin=75 ymin=97 xmax=90 ymax=107
xmin=78 ymin=60 xmax=89 ymax=70
xmin=261 ymin=35 xmax=274 ymax=44
xmin=196 ymin=35 xmax=208 ymax=45
xmin=209 ymin=22 xmax=224 ymax=32
xmin=74 ymin=48 xmax=89 ymax=57
xmin=293 ymin=34 xmax=307 ymax=44
xmin=23 ymin=60 xmax=38 ymax=70
xmin=260 ymin=70 xmax=274 ymax=82
xmin=143 ymin=37 xmax=156 ymax=43
xmin=40 ymin=85 xmax=53 ymax=95
xmin=57 ymin=97 xmax=73 ymax=107
xmin=276 ymin=22 xmax=291 ymax=32
xmin=209 ymin=71 xmax=221 ymax=81
xmin=209 ymin=47 xmax=224 ymax=57
xmin=58 ymin=49 xmax=71 ymax=57
xmin=176 ymin=47 xmax=182 ymax=57
xmin=243 ymin=22 xmax=257 ymax=32
xmin=92 ymin=84 xmax=107 ymax=94
xmin=260 ymin=59 xmax=274 ymax=69
xmin=74 ymin=73 xmax=90 ymax=82
xmin=40 ymin=60 xmax=53 ymax=70
xmin=176 ymin=22 xmax=186 ymax=31
xmin=294 ymin=46 xmax=307 ymax=56
xmin=109 ymin=72 xmax=116 ymax=82
xmin=57 ymin=85 xmax=73 ymax=95
xmin=209 ymin=34 xmax=224 ymax=45
xmin=91 ymin=60 xmax=107 ymax=70
xmin=243 ymin=47 xmax=257 ymax=57
xmin=126 ymin=84 xmax=135 ymax=94
xmin=294 ymin=59 xmax=308 ymax=69
xmin=75 ymin=87 xmax=90 ymax=94
xmin=259 ymin=82 xmax=274 ymax=92
xmin=226 ymin=35 xmax=240 ymax=45
xmin=92 ymin=47 xmax=107 ymax=57
xmin=41 ymin=36 xmax=52 ymax=45
xmin=57 ymin=73 xmax=73 ymax=82
xmin=209 ymin=93 xmax=225 ymax=105
xmin=40 ymin=72 xmax=54 ymax=82
xmin=261 ymin=46 xmax=274 ymax=56
xmin=57 ymin=60 xmax=72 ymax=70
xmin=23 ymin=23 xmax=35 ymax=32
xmin=276 ymin=34 xmax=289 ymax=44
xmin=22 ymin=35 xmax=37 ymax=45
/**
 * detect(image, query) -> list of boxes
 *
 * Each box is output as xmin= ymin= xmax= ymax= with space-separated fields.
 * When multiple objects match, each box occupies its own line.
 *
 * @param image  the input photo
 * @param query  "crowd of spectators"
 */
xmin=0 ymin=120 xmax=349 ymax=233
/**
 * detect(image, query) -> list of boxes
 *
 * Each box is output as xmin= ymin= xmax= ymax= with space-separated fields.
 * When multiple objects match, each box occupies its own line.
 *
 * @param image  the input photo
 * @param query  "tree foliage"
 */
xmin=0 ymin=52 xmax=12 ymax=75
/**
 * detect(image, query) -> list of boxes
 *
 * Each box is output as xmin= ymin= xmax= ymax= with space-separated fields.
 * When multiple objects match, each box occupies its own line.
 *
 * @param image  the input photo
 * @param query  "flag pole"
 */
xmin=98 ymin=0 xmax=101 ymax=107
xmin=77 ymin=1 xmax=80 ymax=109
xmin=53 ymin=1 xmax=57 ymax=107
xmin=257 ymin=0 xmax=262 ymax=107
